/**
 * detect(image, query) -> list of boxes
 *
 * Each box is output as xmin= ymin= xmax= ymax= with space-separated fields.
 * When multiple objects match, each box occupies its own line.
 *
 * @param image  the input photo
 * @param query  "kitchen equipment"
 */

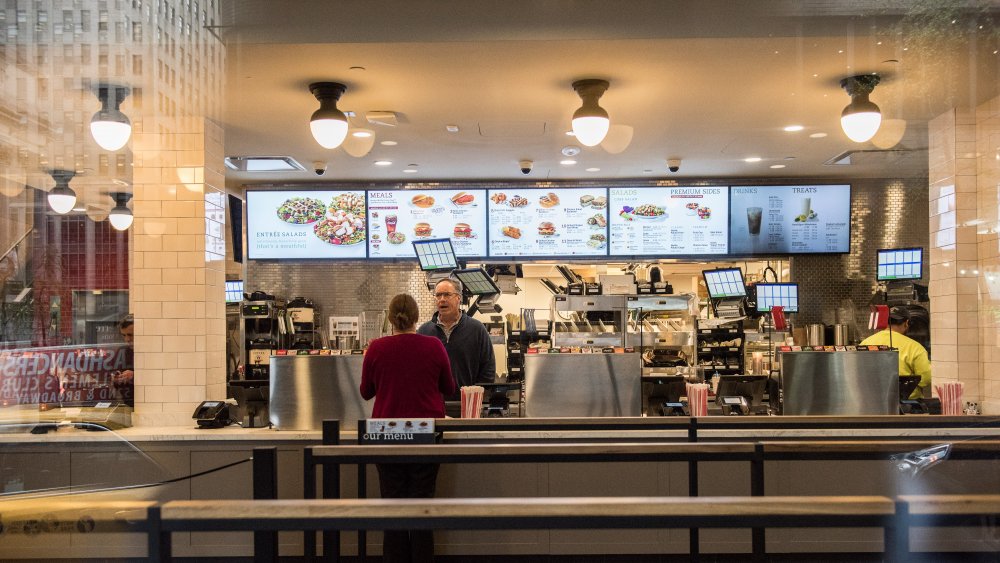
xmin=806 ymin=323 xmax=825 ymax=346
xmin=832 ymin=324 xmax=850 ymax=346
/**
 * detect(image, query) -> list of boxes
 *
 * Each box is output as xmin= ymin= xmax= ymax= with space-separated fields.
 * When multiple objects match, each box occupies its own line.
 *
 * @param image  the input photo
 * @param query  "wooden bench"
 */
xmin=0 ymin=498 xmax=153 ymax=536
xmin=895 ymin=494 xmax=1000 ymax=559
xmin=148 ymin=495 xmax=896 ymax=562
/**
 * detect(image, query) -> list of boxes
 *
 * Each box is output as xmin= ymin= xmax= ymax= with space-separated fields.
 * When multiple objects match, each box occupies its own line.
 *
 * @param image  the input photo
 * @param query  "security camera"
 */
xmin=313 ymin=161 xmax=328 ymax=176
xmin=667 ymin=158 xmax=681 ymax=173
xmin=519 ymin=159 xmax=533 ymax=175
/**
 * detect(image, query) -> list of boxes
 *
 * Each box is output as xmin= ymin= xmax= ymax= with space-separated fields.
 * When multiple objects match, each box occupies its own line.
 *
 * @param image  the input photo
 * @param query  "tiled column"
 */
xmin=928 ymin=109 xmax=980 ymax=405
xmin=976 ymin=96 xmax=1000 ymax=415
xmin=130 ymin=120 xmax=227 ymax=426
xmin=929 ymin=96 xmax=1000 ymax=415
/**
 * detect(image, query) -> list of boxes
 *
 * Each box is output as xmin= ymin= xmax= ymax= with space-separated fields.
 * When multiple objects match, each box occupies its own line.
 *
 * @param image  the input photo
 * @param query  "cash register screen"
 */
xmin=877 ymin=247 xmax=923 ymax=281
xmin=755 ymin=283 xmax=799 ymax=312
xmin=225 ymin=280 xmax=244 ymax=303
xmin=715 ymin=375 xmax=767 ymax=406
xmin=453 ymin=268 xmax=501 ymax=296
xmin=703 ymin=268 xmax=747 ymax=299
xmin=413 ymin=238 xmax=458 ymax=271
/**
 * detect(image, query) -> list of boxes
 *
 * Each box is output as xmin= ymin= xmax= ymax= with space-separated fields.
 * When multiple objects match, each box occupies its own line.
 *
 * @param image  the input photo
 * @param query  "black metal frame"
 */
xmin=300 ymin=418 xmax=1000 ymax=562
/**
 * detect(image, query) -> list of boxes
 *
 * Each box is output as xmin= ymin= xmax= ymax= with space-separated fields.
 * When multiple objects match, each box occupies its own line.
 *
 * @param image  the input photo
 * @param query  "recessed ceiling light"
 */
xmin=380 ymin=140 xmax=398 ymax=146
xmin=565 ymin=131 xmax=575 ymax=136
xmin=770 ymin=164 xmax=786 ymax=169
xmin=445 ymin=124 xmax=460 ymax=133
xmin=586 ymin=167 xmax=600 ymax=172
xmin=560 ymin=159 xmax=577 ymax=165
xmin=783 ymin=125 xmax=804 ymax=132
xmin=374 ymin=160 xmax=392 ymax=166
xmin=351 ymin=130 xmax=373 ymax=138
xmin=403 ymin=168 xmax=418 ymax=173
xmin=744 ymin=157 xmax=762 ymax=163
xmin=809 ymin=132 xmax=828 ymax=138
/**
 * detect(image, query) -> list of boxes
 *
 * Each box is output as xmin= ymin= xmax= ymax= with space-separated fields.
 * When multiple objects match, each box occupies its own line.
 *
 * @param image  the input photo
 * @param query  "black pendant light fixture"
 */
xmin=840 ymin=74 xmax=882 ymax=143
xmin=47 ymin=169 xmax=77 ymax=214
xmin=308 ymin=82 xmax=349 ymax=149
xmin=90 ymin=85 xmax=132 ymax=151
xmin=108 ymin=191 xmax=134 ymax=230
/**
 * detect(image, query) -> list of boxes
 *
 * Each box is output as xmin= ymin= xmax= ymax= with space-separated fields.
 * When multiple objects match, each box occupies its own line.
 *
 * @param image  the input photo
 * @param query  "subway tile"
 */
xmin=163 ymin=368 xmax=197 ymax=386
xmin=144 ymin=385 xmax=179 ymax=403
xmin=146 ymin=319 xmax=179 ymax=336
xmin=177 ymin=385 xmax=206 ymax=403
xmin=163 ymin=268 xmax=196 ymax=285
xmin=162 ymin=335 xmax=197 ymax=352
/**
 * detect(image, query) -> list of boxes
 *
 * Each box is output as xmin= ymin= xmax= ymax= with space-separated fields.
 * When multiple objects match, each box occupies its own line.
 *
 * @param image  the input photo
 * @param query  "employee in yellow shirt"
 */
xmin=859 ymin=306 xmax=931 ymax=399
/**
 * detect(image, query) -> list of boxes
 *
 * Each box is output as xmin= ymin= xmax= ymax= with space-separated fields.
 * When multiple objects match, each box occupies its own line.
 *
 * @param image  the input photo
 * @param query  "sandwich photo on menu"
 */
xmin=414 ymin=222 xmax=433 ymax=238
xmin=451 ymin=192 xmax=475 ymax=206
xmin=453 ymin=223 xmax=473 ymax=238
xmin=538 ymin=221 xmax=556 ymax=236
xmin=411 ymin=194 xmax=435 ymax=208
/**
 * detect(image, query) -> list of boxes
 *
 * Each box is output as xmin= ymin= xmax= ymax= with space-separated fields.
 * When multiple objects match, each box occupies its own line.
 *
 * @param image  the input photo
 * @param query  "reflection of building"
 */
xmin=0 ymin=1 xmax=225 ymax=425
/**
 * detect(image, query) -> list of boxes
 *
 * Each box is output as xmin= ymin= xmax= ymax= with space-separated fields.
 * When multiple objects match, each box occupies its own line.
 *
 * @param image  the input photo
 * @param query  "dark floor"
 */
xmin=17 ymin=553 xmax=998 ymax=563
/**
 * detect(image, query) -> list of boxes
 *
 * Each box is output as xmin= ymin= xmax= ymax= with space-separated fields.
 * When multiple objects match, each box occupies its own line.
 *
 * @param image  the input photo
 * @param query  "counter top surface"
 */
xmin=0 ymin=425 xmax=323 ymax=443
xmin=0 ymin=420 xmax=999 ymax=443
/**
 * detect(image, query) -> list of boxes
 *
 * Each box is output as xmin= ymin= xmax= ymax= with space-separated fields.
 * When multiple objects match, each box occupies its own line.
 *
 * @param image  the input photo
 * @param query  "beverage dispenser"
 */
xmin=240 ymin=291 xmax=286 ymax=380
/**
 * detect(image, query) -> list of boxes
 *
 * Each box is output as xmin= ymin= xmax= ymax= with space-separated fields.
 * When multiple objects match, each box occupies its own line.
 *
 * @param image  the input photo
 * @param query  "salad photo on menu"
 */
xmin=608 ymin=186 xmax=728 ymax=256
xmin=246 ymin=190 xmax=368 ymax=259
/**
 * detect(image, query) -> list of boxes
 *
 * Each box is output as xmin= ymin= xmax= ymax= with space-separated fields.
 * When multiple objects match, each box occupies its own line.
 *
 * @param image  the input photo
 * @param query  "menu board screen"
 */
xmin=366 ymin=189 xmax=487 ymax=258
xmin=246 ymin=190 xmax=368 ymax=259
xmin=487 ymin=188 xmax=609 ymax=257
xmin=729 ymin=185 xmax=851 ymax=254
xmin=608 ymin=186 xmax=728 ymax=256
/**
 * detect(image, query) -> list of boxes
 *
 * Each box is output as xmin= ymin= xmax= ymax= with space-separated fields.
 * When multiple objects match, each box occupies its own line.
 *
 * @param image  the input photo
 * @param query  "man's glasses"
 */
xmin=434 ymin=292 xmax=459 ymax=299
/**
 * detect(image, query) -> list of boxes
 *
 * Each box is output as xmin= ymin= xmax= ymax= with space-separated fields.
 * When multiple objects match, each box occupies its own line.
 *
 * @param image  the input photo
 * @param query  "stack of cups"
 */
xmin=685 ymin=383 xmax=710 ymax=417
xmin=460 ymin=385 xmax=485 ymax=418
xmin=934 ymin=381 xmax=964 ymax=416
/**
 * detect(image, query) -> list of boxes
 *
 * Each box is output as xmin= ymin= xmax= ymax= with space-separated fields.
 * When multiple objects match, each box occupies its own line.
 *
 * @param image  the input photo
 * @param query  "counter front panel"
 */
xmin=269 ymin=355 xmax=371 ymax=430
xmin=524 ymin=353 xmax=641 ymax=417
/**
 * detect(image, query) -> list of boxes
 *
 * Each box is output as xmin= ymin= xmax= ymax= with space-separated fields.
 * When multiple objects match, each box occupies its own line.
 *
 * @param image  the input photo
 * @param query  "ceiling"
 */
xmin=218 ymin=1 xmax=1000 ymax=190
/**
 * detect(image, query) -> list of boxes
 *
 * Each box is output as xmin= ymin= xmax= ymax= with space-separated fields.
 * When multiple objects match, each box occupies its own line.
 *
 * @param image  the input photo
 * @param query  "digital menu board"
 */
xmin=487 ymin=188 xmax=609 ymax=258
xmin=729 ymin=184 xmax=851 ymax=255
xmin=246 ymin=190 xmax=368 ymax=259
xmin=367 ymin=189 xmax=487 ymax=258
xmin=608 ymin=186 xmax=728 ymax=256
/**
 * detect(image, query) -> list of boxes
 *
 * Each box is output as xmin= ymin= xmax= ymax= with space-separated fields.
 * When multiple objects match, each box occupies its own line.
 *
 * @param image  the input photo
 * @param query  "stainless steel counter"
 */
xmin=781 ymin=350 xmax=898 ymax=415
xmin=524 ymin=353 xmax=642 ymax=417
xmin=269 ymin=355 xmax=371 ymax=430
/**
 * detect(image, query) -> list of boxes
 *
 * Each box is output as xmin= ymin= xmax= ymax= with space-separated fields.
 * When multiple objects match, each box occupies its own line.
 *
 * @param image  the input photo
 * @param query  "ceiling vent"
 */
xmin=365 ymin=111 xmax=398 ymax=127
xmin=824 ymin=148 xmax=921 ymax=166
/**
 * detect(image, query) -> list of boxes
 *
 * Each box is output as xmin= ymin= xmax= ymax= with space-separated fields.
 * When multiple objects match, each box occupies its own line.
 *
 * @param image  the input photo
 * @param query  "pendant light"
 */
xmin=47 ymin=169 xmax=77 ymax=215
xmin=107 ymin=191 xmax=134 ymax=230
xmin=90 ymin=85 xmax=132 ymax=151
xmin=840 ymin=75 xmax=882 ymax=143
xmin=308 ymin=82 xmax=349 ymax=149
xmin=571 ymin=79 xmax=611 ymax=147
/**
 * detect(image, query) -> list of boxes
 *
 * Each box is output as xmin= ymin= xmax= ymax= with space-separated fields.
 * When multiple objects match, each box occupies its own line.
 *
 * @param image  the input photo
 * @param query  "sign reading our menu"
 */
xmin=487 ymin=188 xmax=609 ymax=257
xmin=729 ymin=185 xmax=851 ymax=254
xmin=246 ymin=190 xmax=368 ymax=259
xmin=608 ymin=187 xmax=728 ymax=255
xmin=367 ymin=189 xmax=487 ymax=258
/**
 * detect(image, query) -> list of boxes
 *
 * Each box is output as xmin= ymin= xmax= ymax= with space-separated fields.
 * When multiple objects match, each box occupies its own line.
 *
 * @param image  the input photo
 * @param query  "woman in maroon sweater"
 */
xmin=360 ymin=293 xmax=455 ymax=563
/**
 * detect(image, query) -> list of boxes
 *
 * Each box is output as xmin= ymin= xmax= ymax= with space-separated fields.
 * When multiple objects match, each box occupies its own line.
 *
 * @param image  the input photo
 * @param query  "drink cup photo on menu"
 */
xmin=747 ymin=207 xmax=763 ymax=236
